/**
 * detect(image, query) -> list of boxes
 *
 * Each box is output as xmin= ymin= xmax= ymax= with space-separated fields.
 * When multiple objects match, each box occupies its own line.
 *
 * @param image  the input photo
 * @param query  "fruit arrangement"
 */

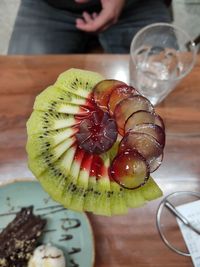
xmin=26 ymin=69 xmax=165 ymax=216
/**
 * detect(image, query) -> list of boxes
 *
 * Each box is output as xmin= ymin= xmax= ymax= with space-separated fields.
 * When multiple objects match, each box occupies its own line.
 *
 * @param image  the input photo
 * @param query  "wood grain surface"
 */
xmin=0 ymin=55 xmax=200 ymax=267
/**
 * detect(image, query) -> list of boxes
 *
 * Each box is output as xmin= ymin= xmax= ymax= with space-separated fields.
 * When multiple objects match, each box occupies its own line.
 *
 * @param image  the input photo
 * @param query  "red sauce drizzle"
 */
xmin=90 ymin=155 xmax=104 ymax=179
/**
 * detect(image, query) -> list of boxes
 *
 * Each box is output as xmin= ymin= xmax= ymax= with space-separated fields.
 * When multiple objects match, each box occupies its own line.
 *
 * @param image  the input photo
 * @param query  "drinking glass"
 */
xmin=129 ymin=23 xmax=197 ymax=105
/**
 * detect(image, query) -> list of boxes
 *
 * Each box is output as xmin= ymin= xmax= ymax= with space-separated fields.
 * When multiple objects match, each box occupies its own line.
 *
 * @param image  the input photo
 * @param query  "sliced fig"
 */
xmin=129 ymin=123 xmax=165 ymax=148
xmin=119 ymin=132 xmax=163 ymax=160
xmin=125 ymin=110 xmax=165 ymax=132
xmin=108 ymin=85 xmax=138 ymax=115
xmin=76 ymin=110 xmax=118 ymax=154
xmin=147 ymin=153 xmax=163 ymax=173
xmin=110 ymin=150 xmax=150 ymax=190
xmin=93 ymin=79 xmax=126 ymax=111
xmin=114 ymin=95 xmax=154 ymax=135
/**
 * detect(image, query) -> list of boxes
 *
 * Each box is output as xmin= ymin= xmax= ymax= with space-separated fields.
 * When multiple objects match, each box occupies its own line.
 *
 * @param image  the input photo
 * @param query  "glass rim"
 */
xmin=156 ymin=191 xmax=200 ymax=257
xmin=130 ymin=23 xmax=197 ymax=82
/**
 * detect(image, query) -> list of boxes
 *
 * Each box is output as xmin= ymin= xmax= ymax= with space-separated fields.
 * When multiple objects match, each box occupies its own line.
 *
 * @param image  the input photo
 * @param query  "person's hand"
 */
xmin=75 ymin=0 xmax=126 ymax=32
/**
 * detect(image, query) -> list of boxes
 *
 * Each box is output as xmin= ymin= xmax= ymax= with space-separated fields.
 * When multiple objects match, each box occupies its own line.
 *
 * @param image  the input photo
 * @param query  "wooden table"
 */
xmin=0 ymin=55 xmax=200 ymax=267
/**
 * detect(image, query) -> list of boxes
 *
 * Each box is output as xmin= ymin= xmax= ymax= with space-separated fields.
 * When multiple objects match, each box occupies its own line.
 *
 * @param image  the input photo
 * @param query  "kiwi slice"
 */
xmin=27 ymin=110 xmax=77 ymax=135
xmin=110 ymin=181 xmax=128 ymax=215
xmin=69 ymin=152 xmax=92 ymax=211
xmin=55 ymin=68 xmax=104 ymax=98
xmin=83 ymin=175 xmax=97 ymax=212
xmin=33 ymin=86 xmax=88 ymax=112
xmin=27 ymin=128 xmax=77 ymax=157
xmin=91 ymin=155 xmax=112 ymax=216
xmin=27 ymin=68 xmax=163 ymax=216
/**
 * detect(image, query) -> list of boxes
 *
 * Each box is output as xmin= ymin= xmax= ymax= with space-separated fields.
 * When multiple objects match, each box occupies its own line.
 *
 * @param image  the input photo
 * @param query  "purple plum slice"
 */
xmin=147 ymin=152 xmax=164 ymax=173
xmin=108 ymin=85 xmax=138 ymax=115
xmin=114 ymin=95 xmax=154 ymax=135
xmin=110 ymin=150 xmax=150 ymax=189
xmin=128 ymin=123 xmax=165 ymax=148
xmin=125 ymin=110 xmax=165 ymax=132
xmin=93 ymin=79 xmax=126 ymax=111
xmin=119 ymin=132 xmax=163 ymax=161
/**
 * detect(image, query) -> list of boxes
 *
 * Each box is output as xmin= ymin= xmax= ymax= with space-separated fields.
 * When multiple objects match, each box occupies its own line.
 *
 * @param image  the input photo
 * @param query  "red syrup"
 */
xmin=74 ymin=94 xmax=97 ymax=120
xmin=80 ymin=153 xmax=93 ymax=171
xmin=73 ymin=148 xmax=85 ymax=163
xmin=73 ymin=149 xmax=107 ymax=180
xmin=72 ymin=93 xmax=117 ymax=181
xmin=90 ymin=154 xmax=105 ymax=179
xmin=83 ymin=94 xmax=96 ymax=110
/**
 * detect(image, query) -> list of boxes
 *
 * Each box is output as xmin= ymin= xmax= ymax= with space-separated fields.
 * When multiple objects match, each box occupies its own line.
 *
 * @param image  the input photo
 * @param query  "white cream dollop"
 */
xmin=28 ymin=244 xmax=66 ymax=267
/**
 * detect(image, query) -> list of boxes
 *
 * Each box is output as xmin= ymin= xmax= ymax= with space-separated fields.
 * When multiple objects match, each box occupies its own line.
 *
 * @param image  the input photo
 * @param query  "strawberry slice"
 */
xmin=76 ymin=110 xmax=118 ymax=154
xmin=108 ymin=85 xmax=138 ymax=115
xmin=110 ymin=150 xmax=150 ymax=189
xmin=114 ymin=95 xmax=154 ymax=135
xmin=93 ymin=79 xmax=126 ymax=111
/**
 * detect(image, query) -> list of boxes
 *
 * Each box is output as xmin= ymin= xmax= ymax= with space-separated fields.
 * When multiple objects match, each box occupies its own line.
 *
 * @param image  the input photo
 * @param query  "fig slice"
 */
xmin=108 ymin=85 xmax=138 ymax=115
xmin=114 ymin=95 xmax=154 ymax=135
xmin=128 ymin=123 xmax=165 ymax=148
xmin=76 ymin=110 xmax=118 ymax=154
xmin=119 ymin=132 xmax=163 ymax=161
xmin=93 ymin=79 xmax=126 ymax=111
xmin=110 ymin=150 xmax=150 ymax=190
xmin=125 ymin=110 xmax=165 ymax=132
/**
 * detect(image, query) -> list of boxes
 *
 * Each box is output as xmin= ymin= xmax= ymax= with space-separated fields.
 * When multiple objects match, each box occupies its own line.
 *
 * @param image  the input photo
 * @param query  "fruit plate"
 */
xmin=0 ymin=180 xmax=95 ymax=267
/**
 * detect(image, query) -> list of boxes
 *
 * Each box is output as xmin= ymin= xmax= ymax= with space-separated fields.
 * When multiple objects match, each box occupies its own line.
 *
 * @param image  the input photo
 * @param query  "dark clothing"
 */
xmin=8 ymin=0 xmax=171 ymax=54
xmin=45 ymin=0 xmax=102 ymax=13
xmin=44 ymin=0 xmax=171 ymax=12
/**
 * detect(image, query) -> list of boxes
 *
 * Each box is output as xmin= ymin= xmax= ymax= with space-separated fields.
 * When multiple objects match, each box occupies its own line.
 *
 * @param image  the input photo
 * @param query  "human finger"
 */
xmin=82 ymin=11 xmax=93 ymax=23
xmin=76 ymin=18 xmax=85 ymax=26
xmin=76 ymin=9 xmax=113 ymax=32
xmin=92 ymin=12 xmax=98 ymax=19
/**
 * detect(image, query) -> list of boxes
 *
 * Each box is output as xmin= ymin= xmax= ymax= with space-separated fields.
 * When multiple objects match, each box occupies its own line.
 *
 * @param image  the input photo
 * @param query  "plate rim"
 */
xmin=0 ymin=178 xmax=95 ymax=267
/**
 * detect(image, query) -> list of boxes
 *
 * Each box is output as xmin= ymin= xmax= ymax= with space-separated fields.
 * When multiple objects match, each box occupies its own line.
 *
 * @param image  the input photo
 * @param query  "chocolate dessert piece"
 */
xmin=0 ymin=206 xmax=46 ymax=267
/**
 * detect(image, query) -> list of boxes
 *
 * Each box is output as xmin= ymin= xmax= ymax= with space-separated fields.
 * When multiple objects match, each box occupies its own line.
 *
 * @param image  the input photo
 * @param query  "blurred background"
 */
xmin=0 ymin=0 xmax=200 ymax=54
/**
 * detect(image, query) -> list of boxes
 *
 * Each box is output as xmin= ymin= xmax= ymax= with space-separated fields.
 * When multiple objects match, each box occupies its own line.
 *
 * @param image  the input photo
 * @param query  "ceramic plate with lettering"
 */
xmin=0 ymin=180 xmax=95 ymax=267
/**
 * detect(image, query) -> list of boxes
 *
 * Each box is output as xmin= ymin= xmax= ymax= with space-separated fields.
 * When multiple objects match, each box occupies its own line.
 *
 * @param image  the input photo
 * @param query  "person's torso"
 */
xmin=44 ymin=0 xmax=169 ymax=14
xmin=45 ymin=0 xmax=101 ymax=13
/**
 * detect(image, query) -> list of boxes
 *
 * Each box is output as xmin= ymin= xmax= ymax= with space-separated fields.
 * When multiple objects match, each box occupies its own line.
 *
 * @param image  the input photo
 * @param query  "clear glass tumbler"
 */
xmin=129 ymin=23 xmax=197 ymax=105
